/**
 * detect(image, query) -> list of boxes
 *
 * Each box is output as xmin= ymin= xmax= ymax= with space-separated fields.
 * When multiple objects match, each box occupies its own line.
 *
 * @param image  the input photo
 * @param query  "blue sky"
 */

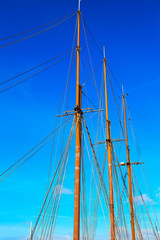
xmin=0 ymin=0 xmax=160 ymax=239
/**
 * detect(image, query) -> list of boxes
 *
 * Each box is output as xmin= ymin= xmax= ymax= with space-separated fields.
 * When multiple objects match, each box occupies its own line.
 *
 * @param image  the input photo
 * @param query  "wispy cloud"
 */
xmin=46 ymin=235 xmax=72 ymax=240
xmin=126 ymin=193 xmax=154 ymax=205
xmin=134 ymin=194 xmax=154 ymax=204
xmin=55 ymin=185 xmax=73 ymax=195
xmin=141 ymin=228 xmax=160 ymax=240
xmin=62 ymin=187 xmax=73 ymax=195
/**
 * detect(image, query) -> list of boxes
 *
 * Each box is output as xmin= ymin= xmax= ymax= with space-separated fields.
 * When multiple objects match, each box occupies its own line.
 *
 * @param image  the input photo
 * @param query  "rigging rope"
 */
xmin=47 ymin=15 xmax=77 ymax=190
xmin=132 ymin=168 xmax=159 ymax=240
xmin=0 ymin=12 xmax=76 ymax=41
xmin=82 ymin=60 xmax=103 ymax=87
xmin=106 ymin=62 xmax=124 ymax=137
xmin=0 ymin=118 xmax=71 ymax=182
xmin=90 ymin=148 xmax=107 ymax=240
xmin=81 ymin=18 xmax=103 ymax=107
xmin=81 ymin=90 xmax=98 ymax=110
xmin=80 ymin=48 xmax=100 ymax=103
xmin=31 ymin=120 xmax=75 ymax=239
xmin=83 ymin=127 xmax=109 ymax=235
xmin=81 ymin=133 xmax=89 ymax=240
xmin=112 ymin=146 xmax=141 ymax=239
xmin=0 ymin=48 xmax=74 ymax=86
xmin=107 ymin=63 xmax=122 ymax=93
xmin=125 ymin=96 xmax=160 ymax=233
xmin=0 ymin=52 xmax=72 ymax=94
xmin=81 ymin=15 xmax=122 ymax=94
xmin=81 ymin=16 xmax=103 ymax=57
xmin=89 ymin=66 xmax=106 ymax=240
xmin=0 ymin=12 xmax=76 ymax=48
xmin=83 ymin=116 xmax=110 ymax=212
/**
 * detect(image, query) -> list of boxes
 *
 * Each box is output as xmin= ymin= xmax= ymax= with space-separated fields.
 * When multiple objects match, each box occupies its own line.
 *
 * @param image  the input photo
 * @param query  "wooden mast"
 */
xmin=122 ymin=89 xmax=136 ymax=240
xmin=73 ymin=1 xmax=81 ymax=239
xmin=103 ymin=47 xmax=115 ymax=240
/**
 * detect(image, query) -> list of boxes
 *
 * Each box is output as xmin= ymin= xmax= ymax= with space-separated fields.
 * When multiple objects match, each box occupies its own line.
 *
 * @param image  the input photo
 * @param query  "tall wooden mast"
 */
xmin=103 ymin=48 xmax=115 ymax=240
xmin=73 ymin=1 xmax=81 ymax=239
xmin=122 ymin=90 xmax=136 ymax=240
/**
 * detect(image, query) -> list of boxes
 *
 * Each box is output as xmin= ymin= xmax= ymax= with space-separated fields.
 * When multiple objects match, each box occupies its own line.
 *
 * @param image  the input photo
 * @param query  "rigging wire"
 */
xmin=121 ymin=90 xmax=160 ymax=237
xmin=34 ymin=145 xmax=69 ymax=239
xmin=112 ymin=146 xmax=144 ymax=239
xmin=39 ymin=121 xmax=75 ymax=239
xmin=0 ymin=12 xmax=76 ymax=42
xmin=46 ymin=49 xmax=76 ymax=190
xmin=89 ymin=67 xmax=106 ymax=239
xmin=81 ymin=17 xmax=103 ymax=106
xmin=106 ymin=61 xmax=124 ymax=137
xmin=82 ymin=85 xmax=98 ymax=231
xmin=0 ymin=118 xmax=71 ymax=182
xmin=81 ymin=90 xmax=98 ymax=110
xmin=80 ymin=51 xmax=105 ymax=230
xmin=80 ymin=48 xmax=100 ymax=104
xmin=107 ymin=63 xmax=122 ymax=93
xmin=90 ymin=149 xmax=107 ymax=240
xmin=47 ymin=50 xmax=76 ymax=187
xmin=35 ymin=152 xmax=69 ymax=240
xmin=81 ymin=16 xmax=103 ymax=57
xmin=82 ymin=60 xmax=103 ymax=87
xmin=112 ymin=149 xmax=128 ymax=239
xmin=83 ymin=126 xmax=109 ymax=235
xmin=47 ymin=15 xmax=77 ymax=190
xmin=0 ymin=12 xmax=76 ymax=48
xmin=125 ymin=96 xmax=160 ymax=232
xmin=81 ymin=15 xmax=122 ymax=94
xmin=31 ymin=120 xmax=75 ymax=238
xmin=0 ymin=48 xmax=74 ymax=86
xmin=132 ymin=167 xmax=159 ymax=239
xmin=132 ymin=174 xmax=149 ymax=240
xmin=81 ymin=16 xmax=108 ymax=138
xmin=49 ymin=131 xmax=73 ymax=239
xmin=83 ymin=116 xmax=110 ymax=211
xmin=0 ymin=52 xmax=72 ymax=94
xmin=81 ymin=133 xmax=89 ymax=240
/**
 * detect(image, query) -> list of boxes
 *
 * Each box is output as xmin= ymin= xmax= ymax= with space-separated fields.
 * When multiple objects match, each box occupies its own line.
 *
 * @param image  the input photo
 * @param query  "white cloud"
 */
xmin=55 ymin=185 xmax=73 ymax=195
xmin=134 ymin=194 xmax=154 ymax=204
xmin=64 ymin=235 xmax=72 ymax=239
xmin=48 ymin=235 xmax=72 ymax=240
xmin=141 ymin=228 xmax=160 ymax=240
xmin=62 ymin=187 xmax=73 ymax=195
xmin=126 ymin=193 xmax=154 ymax=205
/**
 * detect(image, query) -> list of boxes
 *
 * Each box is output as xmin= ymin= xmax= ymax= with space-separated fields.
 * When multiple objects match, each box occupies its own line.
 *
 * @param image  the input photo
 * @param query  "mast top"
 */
xmin=122 ymin=84 xmax=124 ymax=95
xmin=78 ymin=0 xmax=81 ymax=11
xmin=103 ymin=46 xmax=106 ymax=58
xmin=122 ymin=85 xmax=128 ymax=97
